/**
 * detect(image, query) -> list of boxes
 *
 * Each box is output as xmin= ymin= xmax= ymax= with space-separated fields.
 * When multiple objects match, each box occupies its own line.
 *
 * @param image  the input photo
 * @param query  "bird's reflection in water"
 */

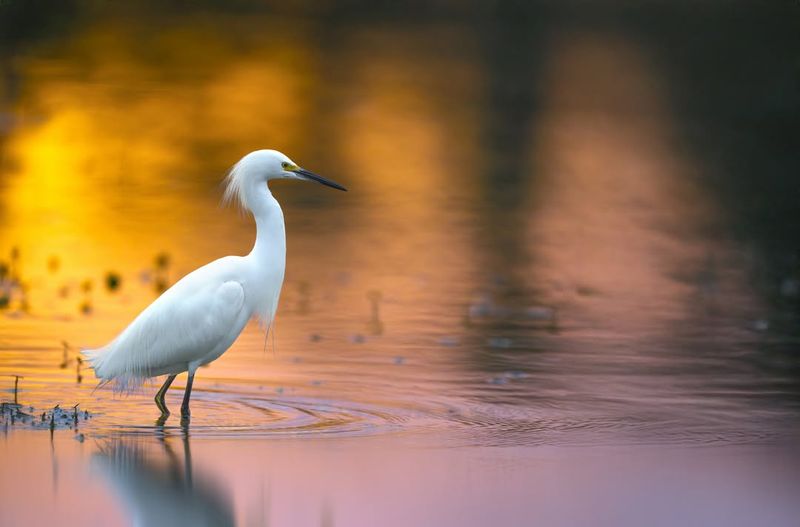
xmin=93 ymin=425 xmax=234 ymax=527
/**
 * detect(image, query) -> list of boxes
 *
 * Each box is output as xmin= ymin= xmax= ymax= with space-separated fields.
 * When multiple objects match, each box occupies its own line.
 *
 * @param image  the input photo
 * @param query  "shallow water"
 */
xmin=2 ymin=4 xmax=800 ymax=526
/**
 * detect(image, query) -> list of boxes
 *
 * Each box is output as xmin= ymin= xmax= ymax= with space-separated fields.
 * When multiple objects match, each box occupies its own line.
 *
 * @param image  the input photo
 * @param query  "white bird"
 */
xmin=83 ymin=150 xmax=346 ymax=419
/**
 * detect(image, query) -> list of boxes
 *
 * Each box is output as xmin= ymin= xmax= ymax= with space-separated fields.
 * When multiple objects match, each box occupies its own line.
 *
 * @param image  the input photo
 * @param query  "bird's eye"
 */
xmin=281 ymin=162 xmax=290 ymax=169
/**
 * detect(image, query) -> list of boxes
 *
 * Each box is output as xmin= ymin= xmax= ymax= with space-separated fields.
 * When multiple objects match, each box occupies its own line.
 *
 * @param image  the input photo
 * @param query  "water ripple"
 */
xmin=91 ymin=393 xmax=415 ymax=439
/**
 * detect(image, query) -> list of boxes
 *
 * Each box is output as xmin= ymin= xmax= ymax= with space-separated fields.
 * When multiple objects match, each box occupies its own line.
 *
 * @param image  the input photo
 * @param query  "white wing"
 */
xmin=85 ymin=257 xmax=246 ymax=388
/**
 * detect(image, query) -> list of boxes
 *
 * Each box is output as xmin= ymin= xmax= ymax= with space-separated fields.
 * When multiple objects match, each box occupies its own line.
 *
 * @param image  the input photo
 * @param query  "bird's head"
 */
xmin=223 ymin=149 xmax=346 ymax=210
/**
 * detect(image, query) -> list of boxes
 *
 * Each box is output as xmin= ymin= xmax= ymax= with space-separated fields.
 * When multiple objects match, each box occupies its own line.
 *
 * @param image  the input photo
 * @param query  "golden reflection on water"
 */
xmin=0 ymin=19 xmax=321 ymax=317
xmin=330 ymin=27 xmax=481 ymax=330
xmin=0 ymin=17 xmax=488 ymax=428
xmin=0 ymin=22 xmax=485 ymax=333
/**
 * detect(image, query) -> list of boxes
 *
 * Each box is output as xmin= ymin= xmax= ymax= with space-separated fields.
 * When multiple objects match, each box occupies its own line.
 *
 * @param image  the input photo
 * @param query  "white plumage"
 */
xmin=83 ymin=149 xmax=346 ymax=418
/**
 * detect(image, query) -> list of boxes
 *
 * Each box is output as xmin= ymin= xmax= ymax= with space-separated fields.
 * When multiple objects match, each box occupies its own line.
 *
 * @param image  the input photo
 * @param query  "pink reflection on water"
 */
xmin=2 ymin=431 xmax=800 ymax=527
xmin=528 ymin=32 xmax=762 ymax=336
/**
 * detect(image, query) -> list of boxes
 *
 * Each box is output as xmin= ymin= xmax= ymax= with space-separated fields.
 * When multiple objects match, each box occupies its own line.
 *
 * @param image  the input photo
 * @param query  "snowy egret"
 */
xmin=84 ymin=150 xmax=346 ymax=419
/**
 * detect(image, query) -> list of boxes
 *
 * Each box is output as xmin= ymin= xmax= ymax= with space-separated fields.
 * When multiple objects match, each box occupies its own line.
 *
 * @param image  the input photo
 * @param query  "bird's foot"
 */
xmin=155 ymin=414 xmax=169 ymax=427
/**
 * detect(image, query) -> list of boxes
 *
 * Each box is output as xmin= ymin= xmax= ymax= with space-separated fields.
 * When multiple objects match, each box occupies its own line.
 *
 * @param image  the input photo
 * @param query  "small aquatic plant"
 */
xmin=105 ymin=271 xmax=122 ymax=292
xmin=80 ymin=278 xmax=93 ymax=314
xmin=9 ymin=246 xmax=20 ymax=282
xmin=59 ymin=341 xmax=71 ymax=369
xmin=154 ymin=252 xmax=171 ymax=270
xmin=0 ymin=401 xmax=94 ymax=432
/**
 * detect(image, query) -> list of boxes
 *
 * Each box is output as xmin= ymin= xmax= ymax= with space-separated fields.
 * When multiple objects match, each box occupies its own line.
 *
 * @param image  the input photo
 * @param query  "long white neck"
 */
xmin=247 ymin=183 xmax=286 ymax=261
xmin=244 ymin=182 xmax=286 ymax=327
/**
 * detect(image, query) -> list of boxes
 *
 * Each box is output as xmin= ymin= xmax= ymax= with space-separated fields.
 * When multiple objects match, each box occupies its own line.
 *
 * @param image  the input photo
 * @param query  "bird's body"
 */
xmin=86 ymin=196 xmax=285 ymax=385
xmin=84 ymin=149 xmax=346 ymax=418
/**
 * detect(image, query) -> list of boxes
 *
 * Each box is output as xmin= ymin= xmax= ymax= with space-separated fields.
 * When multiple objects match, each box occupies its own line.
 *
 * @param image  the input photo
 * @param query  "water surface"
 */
xmin=1 ymin=4 xmax=799 ymax=526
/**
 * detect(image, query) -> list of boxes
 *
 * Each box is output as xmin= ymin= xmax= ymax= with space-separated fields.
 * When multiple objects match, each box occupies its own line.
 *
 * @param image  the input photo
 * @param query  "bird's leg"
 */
xmin=180 ymin=372 xmax=195 ymax=418
xmin=155 ymin=374 xmax=177 ymax=417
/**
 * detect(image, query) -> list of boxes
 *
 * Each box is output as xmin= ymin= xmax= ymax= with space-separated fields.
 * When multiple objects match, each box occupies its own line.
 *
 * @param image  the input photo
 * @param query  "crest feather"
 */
xmin=222 ymin=159 xmax=247 ymax=210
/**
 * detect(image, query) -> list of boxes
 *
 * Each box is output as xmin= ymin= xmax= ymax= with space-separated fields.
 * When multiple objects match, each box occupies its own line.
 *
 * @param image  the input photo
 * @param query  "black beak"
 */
xmin=295 ymin=168 xmax=347 ymax=191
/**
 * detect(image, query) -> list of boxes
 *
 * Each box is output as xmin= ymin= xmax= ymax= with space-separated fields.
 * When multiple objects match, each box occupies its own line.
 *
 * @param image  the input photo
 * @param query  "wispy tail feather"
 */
xmin=91 ymin=379 xmax=112 ymax=395
xmin=82 ymin=346 xmax=147 ymax=394
xmin=82 ymin=347 xmax=106 ymax=375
